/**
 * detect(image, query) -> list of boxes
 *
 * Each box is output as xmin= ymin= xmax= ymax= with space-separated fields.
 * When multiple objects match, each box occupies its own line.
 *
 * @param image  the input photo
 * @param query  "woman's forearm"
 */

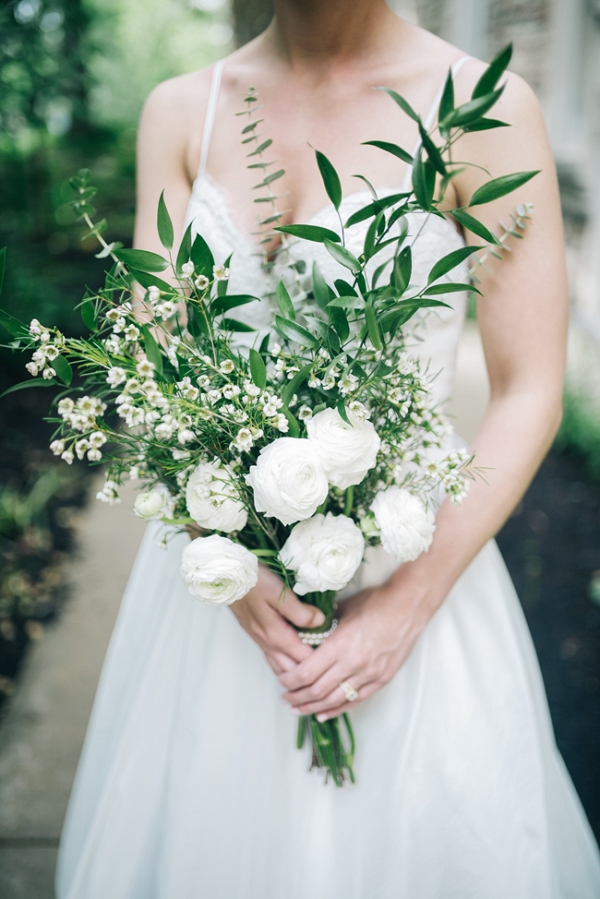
xmin=389 ymin=387 xmax=562 ymax=619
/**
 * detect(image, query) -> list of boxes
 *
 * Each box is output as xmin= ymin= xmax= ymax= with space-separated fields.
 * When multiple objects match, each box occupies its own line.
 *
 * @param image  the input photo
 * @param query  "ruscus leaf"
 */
xmin=451 ymin=209 xmax=500 ymax=245
xmin=275 ymin=316 xmax=319 ymax=349
xmin=315 ymin=150 xmax=342 ymax=211
xmin=376 ymin=87 xmax=420 ymax=122
xmin=276 ymin=281 xmax=296 ymax=320
xmin=324 ymin=240 xmax=362 ymax=274
xmin=114 ymin=248 xmax=169 ymax=273
xmin=52 ymin=355 xmax=73 ymax=386
xmin=427 ymin=246 xmax=482 ymax=284
xmin=249 ymin=348 xmax=267 ymax=390
xmin=361 ymin=140 xmax=413 ymax=165
xmin=468 ymin=171 xmax=540 ymax=207
xmin=157 ymin=190 xmax=174 ymax=250
xmin=276 ymin=224 xmax=341 ymax=244
xmin=472 ymin=43 xmax=513 ymax=100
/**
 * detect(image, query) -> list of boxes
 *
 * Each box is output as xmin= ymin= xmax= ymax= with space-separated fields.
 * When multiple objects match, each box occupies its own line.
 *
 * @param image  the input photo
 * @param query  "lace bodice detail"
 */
xmin=184 ymin=174 xmax=468 ymax=406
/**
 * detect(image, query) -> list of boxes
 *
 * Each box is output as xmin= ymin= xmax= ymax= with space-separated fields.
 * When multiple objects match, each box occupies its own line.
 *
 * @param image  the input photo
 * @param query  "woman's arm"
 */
xmin=278 ymin=72 xmax=569 ymax=719
xmin=134 ymin=69 xmax=323 ymax=672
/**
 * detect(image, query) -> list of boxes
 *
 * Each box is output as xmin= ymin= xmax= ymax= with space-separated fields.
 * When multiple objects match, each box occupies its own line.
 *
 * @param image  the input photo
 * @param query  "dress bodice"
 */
xmin=184 ymin=174 xmax=468 ymax=407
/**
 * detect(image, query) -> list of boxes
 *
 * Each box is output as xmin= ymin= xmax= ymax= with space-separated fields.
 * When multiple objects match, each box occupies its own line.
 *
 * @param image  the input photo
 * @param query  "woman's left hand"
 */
xmin=278 ymin=575 xmax=435 ymax=721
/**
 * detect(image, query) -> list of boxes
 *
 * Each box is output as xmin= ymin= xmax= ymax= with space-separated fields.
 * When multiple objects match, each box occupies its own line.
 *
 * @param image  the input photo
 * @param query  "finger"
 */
xmin=295 ymin=679 xmax=381 ymax=718
xmin=265 ymin=650 xmax=298 ymax=675
xmin=276 ymin=589 xmax=326 ymax=630
xmin=282 ymin=662 xmax=350 ymax=708
xmin=278 ymin=636 xmax=339 ymax=692
xmin=252 ymin=607 xmax=314 ymax=664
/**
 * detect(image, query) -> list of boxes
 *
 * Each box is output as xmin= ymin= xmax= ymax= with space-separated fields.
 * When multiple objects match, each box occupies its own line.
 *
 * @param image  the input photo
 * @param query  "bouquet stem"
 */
xmin=295 ymin=590 xmax=356 ymax=785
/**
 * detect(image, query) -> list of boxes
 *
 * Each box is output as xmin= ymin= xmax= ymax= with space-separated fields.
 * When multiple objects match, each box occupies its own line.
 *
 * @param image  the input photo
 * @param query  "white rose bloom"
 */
xmin=134 ymin=487 xmax=174 ymax=521
xmin=246 ymin=437 xmax=328 ymax=526
xmin=370 ymin=487 xmax=436 ymax=564
xmin=180 ymin=534 xmax=258 ymax=605
xmin=280 ymin=512 xmax=364 ymax=595
xmin=185 ymin=461 xmax=247 ymax=532
xmin=307 ymin=407 xmax=380 ymax=489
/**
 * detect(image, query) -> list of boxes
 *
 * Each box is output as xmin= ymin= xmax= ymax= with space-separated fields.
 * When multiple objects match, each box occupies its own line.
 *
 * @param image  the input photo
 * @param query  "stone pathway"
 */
xmin=0 ymin=321 xmax=489 ymax=897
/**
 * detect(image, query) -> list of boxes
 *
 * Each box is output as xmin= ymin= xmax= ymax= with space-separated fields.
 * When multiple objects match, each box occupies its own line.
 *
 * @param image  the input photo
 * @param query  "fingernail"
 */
xmin=317 ymin=714 xmax=328 ymax=723
xmin=313 ymin=611 xmax=325 ymax=625
xmin=290 ymin=708 xmax=301 ymax=716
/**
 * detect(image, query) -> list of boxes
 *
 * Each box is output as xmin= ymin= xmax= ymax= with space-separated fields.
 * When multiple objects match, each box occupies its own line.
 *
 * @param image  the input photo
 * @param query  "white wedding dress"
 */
xmin=56 ymin=59 xmax=600 ymax=898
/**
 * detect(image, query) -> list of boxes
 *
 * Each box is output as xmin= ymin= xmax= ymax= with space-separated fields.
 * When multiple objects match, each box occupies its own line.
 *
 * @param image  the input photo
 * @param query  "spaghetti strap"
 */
xmin=198 ymin=59 xmax=225 ymax=178
xmin=401 ymin=55 xmax=472 ymax=191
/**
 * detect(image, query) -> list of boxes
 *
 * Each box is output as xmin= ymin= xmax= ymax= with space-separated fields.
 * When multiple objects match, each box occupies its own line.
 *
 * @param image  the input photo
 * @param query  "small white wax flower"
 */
xmin=29 ymin=318 xmax=42 ymax=338
xmin=181 ymin=261 xmax=195 ymax=277
xmin=58 ymin=398 xmax=74 ymax=416
xmin=181 ymin=534 xmax=258 ymax=605
xmin=44 ymin=345 xmax=59 ymax=361
xmin=186 ymin=461 xmax=247 ymax=532
xmin=134 ymin=488 xmax=173 ymax=521
xmin=26 ymin=362 xmax=39 ymax=376
xmin=222 ymin=383 xmax=240 ymax=400
xmin=75 ymin=439 xmax=89 ymax=460
xmin=307 ymin=407 xmax=380 ymax=490
xmin=280 ymin=513 xmax=365 ymax=595
xmin=50 ymin=440 xmax=65 ymax=456
xmin=197 ymin=375 xmax=210 ymax=389
xmin=123 ymin=324 xmax=140 ymax=342
xmin=194 ymin=275 xmax=209 ymax=291
xmin=89 ymin=431 xmax=107 ymax=448
xmin=298 ymin=405 xmax=312 ymax=421
xmin=246 ymin=437 xmax=328 ymax=526
xmin=136 ymin=357 xmax=155 ymax=378
xmin=106 ymin=367 xmax=126 ymax=387
xmin=213 ymin=264 xmax=229 ymax=281
xmin=61 ymin=450 xmax=74 ymax=465
xmin=147 ymin=285 xmax=160 ymax=303
xmin=275 ymin=414 xmax=289 ymax=433
xmin=234 ymin=428 xmax=254 ymax=452
xmin=87 ymin=449 xmax=102 ymax=462
xmin=43 ymin=367 xmax=56 ymax=380
xmin=220 ymin=359 xmax=235 ymax=374
xmin=178 ymin=429 xmax=195 ymax=444
xmin=156 ymin=301 xmax=176 ymax=320
xmin=370 ymin=487 xmax=435 ymax=564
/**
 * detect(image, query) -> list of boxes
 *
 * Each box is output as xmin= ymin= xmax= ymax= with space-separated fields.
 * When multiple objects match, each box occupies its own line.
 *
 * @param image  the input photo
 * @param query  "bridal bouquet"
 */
xmin=1 ymin=44 xmax=535 ymax=784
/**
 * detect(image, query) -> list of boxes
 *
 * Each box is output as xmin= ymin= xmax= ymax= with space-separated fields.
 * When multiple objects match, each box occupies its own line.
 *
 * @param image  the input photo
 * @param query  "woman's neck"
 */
xmin=266 ymin=0 xmax=404 ymax=71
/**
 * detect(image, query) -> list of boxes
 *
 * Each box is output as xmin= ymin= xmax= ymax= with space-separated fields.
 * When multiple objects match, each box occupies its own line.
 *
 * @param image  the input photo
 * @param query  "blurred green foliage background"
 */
xmin=0 ymin=0 xmax=232 ymax=350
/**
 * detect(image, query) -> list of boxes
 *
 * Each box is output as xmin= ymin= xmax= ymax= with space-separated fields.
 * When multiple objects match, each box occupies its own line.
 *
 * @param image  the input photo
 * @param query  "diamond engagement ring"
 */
xmin=339 ymin=681 xmax=359 ymax=702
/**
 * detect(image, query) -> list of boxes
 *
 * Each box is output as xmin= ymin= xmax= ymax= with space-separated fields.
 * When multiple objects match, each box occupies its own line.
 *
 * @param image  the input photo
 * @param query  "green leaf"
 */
xmin=176 ymin=222 xmax=193 ymax=272
xmin=114 ymin=248 xmax=169 ymax=272
xmin=220 ymin=318 xmax=256 ymax=333
xmin=324 ymin=239 xmax=361 ymax=274
xmin=427 ymin=246 xmax=482 ymax=284
xmin=412 ymin=152 xmax=436 ymax=211
xmin=337 ymin=398 xmax=351 ymax=425
xmin=249 ymin=348 xmax=267 ymax=390
xmin=212 ymin=294 xmax=258 ymax=315
xmin=329 ymin=306 xmax=350 ymax=343
xmin=451 ymin=209 xmax=500 ymax=245
xmin=315 ymin=150 xmax=342 ymax=210
xmin=438 ymin=69 xmax=455 ymax=133
xmin=376 ymin=87 xmax=420 ymax=122
xmin=0 ymin=246 xmax=5 ymax=297
xmin=334 ymin=279 xmax=358 ymax=297
xmin=141 ymin=326 xmax=164 ymax=374
xmin=191 ymin=233 xmax=214 ymax=278
xmin=276 ymin=281 xmax=295 ymax=320
xmin=462 ymin=118 xmax=509 ymax=132
xmin=419 ymin=125 xmax=446 ymax=175
xmin=440 ymin=88 xmax=504 ymax=130
xmin=344 ymin=193 xmax=409 ymax=228
xmin=276 ymin=224 xmax=341 ymax=243
xmin=81 ymin=297 xmax=98 ymax=332
xmin=422 ymin=282 xmax=481 ymax=295
xmin=392 ymin=246 xmax=412 ymax=294
xmin=327 ymin=295 xmax=364 ymax=310
xmin=361 ymin=140 xmax=412 ymax=165
xmin=473 ymin=43 xmax=513 ymax=99
xmin=253 ymin=169 xmax=285 ymax=189
xmin=0 ymin=309 xmax=29 ymax=339
xmin=365 ymin=303 xmax=383 ymax=350
xmin=52 ymin=355 xmax=73 ymax=386
xmin=0 ymin=378 xmax=58 ymax=398
xmin=469 ymin=171 xmax=540 ymax=207
xmin=129 ymin=270 xmax=174 ymax=293
xmin=275 ymin=315 xmax=319 ymax=349
xmin=157 ymin=191 xmax=174 ymax=250
xmin=312 ymin=262 xmax=331 ymax=311
xmin=282 ymin=364 xmax=312 ymax=406
xmin=281 ymin=407 xmax=300 ymax=438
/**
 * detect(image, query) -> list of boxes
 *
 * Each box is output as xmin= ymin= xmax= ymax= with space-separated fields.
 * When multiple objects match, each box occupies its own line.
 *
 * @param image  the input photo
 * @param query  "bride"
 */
xmin=56 ymin=1 xmax=600 ymax=896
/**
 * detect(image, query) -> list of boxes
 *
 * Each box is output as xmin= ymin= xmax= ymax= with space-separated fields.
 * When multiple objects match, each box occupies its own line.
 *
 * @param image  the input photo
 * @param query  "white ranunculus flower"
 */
xmin=307 ymin=407 xmax=381 ymax=489
xmin=370 ymin=487 xmax=436 ymax=564
xmin=180 ymin=534 xmax=258 ymax=605
xmin=185 ymin=461 xmax=247 ymax=532
xmin=134 ymin=487 xmax=173 ymax=521
xmin=246 ymin=437 xmax=328 ymax=526
xmin=279 ymin=513 xmax=365 ymax=595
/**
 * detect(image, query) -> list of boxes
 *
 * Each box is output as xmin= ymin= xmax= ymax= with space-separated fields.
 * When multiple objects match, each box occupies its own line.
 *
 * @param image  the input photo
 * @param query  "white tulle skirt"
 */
xmin=56 ymin=524 xmax=600 ymax=899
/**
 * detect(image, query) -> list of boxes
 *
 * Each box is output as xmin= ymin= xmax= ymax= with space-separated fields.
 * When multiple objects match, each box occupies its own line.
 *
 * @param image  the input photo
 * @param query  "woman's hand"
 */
xmin=278 ymin=574 xmax=433 ymax=720
xmin=230 ymin=565 xmax=326 ymax=676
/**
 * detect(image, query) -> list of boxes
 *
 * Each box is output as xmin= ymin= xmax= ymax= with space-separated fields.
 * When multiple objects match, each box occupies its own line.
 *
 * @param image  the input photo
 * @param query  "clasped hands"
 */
xmin=230 ymin=563 xmax=431 ymax=721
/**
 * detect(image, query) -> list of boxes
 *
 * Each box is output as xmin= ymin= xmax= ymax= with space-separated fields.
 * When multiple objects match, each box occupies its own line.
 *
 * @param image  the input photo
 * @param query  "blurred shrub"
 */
xmin=557 ymin=386 xmax=600 ymax=484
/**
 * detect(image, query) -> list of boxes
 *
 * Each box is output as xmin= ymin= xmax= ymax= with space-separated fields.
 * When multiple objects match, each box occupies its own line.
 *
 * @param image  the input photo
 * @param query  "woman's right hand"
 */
xmin=229 ymin=565 xmax=325 ymax=676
